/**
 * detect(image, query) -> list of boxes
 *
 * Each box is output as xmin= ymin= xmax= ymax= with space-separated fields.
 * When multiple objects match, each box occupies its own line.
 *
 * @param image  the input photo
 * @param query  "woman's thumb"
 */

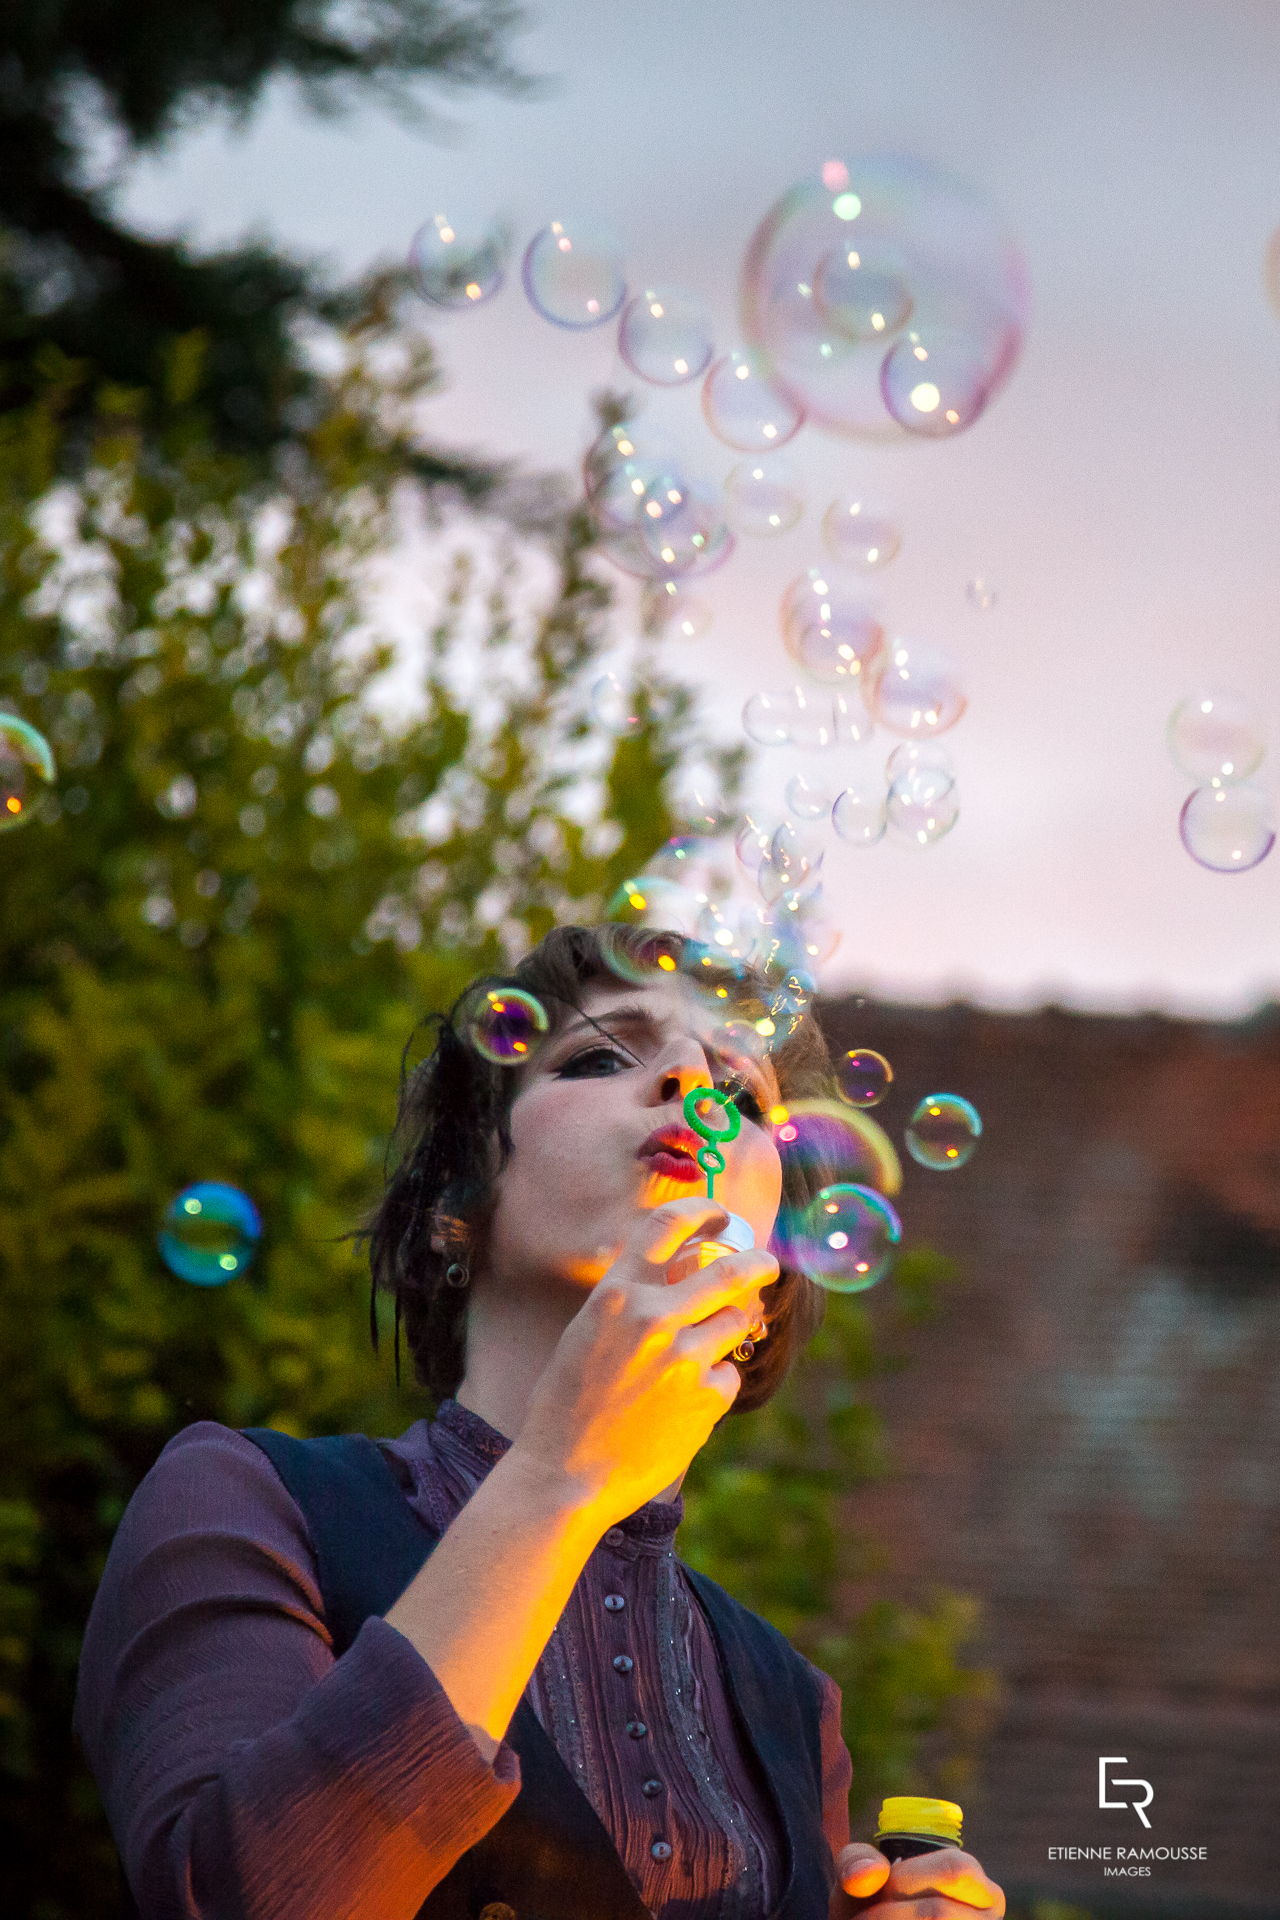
xmin=838 ymin=1842 xmax=892 ymax=1897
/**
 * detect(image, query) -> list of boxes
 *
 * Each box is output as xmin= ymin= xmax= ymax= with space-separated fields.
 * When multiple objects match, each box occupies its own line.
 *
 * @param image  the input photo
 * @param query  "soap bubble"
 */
xmin=0 ymin=715 xmax=56 ymax=832
xmin=832 ymin=770 xmax=888 ymax=846
xmin=591 ymin=673 xmax=644 ymax=734
xmin=408 ymin=213 xmax=509 ymax=308
xmin=462 ymin=985 xmax=551 ymax=1064
xmin=815 ymin=244 xmax=914 ymax=342
xmin=702 ymin=349 xmax=804 ymax=451
xmin=772 ymin=1098 xmax=901 ymax=1202
xmin=780 ymin=567 xmax=884 ymax=686
xmin=880 ymin=329 xmax=999 ymax=438
xmin=741 ymin=155 xmax=1028 ymax=442
xmin=885 ymin=740 xmax=956 ymax=802
xmin=735 ymin=814 xmax=777 ymax=877
xmin=640 ymin=478 xmax=735 ymax=579
xmin=867 ymin=640 xmax=967 ymax=738
xmin=724 ymin=457 xmax=805 ymax=536
xmin=837 ymin=1048 xmax=894 ymax=1107
xmin=832 ymin=689 xmax=876 ymax=748
xmin=762 ymin=898 xmax=842 ymax=972
xmin=1178 ymin=783 xmax=1275 ymax=873
xmin=603 ymin=926 xmax=684 ymax=985
xmin=821 ymin=498 xmax=902 ymax=570
xmin=694 ymin=895 xmax=766 ymax=965
xmin=965 ymin=576 xmax=998 ymax=611
xmin=158 ymin=1182 xmax=262 ymax=1287
xmin=618 ymin=287 xmax=714 ymax=384
xmin=742 ymin=686 xmax=830 ymax=748
xmin=642 ymin=581 xmax=712 ymax=639
xmin=887 ymin=775 xmax=960 ymax=846
xmin=759 ymin=821 xmax=824 ymax=904
xmin=785 ymin=772 xmax=832 ymax=820
xmin=905 ymin=1093 xmax=982 ymax=1169
xmin=794 ymin=1182 xmax=902 ymax=1291
xmin=1167 ymin=691 xmax=1266 ymax=788
xmin=523 ymin=220 xmax=626 ymax=328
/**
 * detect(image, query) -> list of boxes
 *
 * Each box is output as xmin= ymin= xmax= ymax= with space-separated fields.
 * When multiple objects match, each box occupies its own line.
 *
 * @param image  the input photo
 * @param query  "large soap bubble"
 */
xmin=0 ymin=715 xmax=56 ymax=832
xmin=741 ymin=155 xmax=1028 ymax=442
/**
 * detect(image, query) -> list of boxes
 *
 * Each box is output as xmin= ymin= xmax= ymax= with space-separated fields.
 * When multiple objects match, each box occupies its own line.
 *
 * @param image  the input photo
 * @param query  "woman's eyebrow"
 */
xmin=555 ymin=1003 xmax=774 ymax=1099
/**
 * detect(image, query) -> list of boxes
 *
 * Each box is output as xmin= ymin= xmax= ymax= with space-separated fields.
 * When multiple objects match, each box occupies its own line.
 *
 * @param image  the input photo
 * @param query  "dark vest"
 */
xmin=241 ymin=1427 xmax=834 ymax=1920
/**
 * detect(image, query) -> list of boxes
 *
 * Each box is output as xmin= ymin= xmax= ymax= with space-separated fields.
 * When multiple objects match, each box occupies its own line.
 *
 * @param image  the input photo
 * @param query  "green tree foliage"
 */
xmin=0 ymin=0 xmax=534 ymax=454
xmin=0 ymin=300 xmax=992 ymax=1914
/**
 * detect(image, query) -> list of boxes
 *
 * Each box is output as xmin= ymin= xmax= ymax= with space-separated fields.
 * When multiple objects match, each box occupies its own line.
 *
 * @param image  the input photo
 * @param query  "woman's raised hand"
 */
xmin=510 ymin=1195 xmax=779 ymax=1527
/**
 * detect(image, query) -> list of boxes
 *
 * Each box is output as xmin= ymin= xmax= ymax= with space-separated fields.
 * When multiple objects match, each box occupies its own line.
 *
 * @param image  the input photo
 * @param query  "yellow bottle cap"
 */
xmin=874 ymin=1797 xmax=963 ymax=1846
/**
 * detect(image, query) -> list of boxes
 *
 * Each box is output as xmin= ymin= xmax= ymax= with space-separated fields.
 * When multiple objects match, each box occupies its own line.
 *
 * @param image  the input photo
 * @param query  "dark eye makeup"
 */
xmin=554 ymin=1037 xmax=769 ymax=1122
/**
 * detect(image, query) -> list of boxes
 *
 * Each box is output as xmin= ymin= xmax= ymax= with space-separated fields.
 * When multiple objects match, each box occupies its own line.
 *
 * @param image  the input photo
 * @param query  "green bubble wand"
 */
xmin=682 ymin=1085 xmax=765 ymax=1362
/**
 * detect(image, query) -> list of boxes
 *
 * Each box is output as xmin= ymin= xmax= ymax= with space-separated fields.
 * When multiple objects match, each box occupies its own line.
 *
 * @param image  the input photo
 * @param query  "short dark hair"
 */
xmin=361 ymin=922 xmax=841 ymax=1415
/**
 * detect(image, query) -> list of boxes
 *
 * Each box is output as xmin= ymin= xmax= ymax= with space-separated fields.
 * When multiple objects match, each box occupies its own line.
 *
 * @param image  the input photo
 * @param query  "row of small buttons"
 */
xmin=604 ymin=1575 xmax=671 ymax=1865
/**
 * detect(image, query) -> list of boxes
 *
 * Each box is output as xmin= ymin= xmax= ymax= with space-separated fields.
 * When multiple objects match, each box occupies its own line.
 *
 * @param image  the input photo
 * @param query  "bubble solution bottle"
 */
xmin=873 ymin=1795 xmax=964 ymax=1862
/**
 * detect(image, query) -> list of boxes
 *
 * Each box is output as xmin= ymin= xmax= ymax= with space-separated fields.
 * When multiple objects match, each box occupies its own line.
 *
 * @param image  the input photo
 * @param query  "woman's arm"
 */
xmin=74 ymin=1422 xmax=522 ymax=1920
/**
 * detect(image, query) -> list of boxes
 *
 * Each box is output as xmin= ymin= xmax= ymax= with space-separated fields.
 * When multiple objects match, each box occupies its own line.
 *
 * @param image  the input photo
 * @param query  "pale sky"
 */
xmin=115 ymin=0 xmax=1280 ymax=1016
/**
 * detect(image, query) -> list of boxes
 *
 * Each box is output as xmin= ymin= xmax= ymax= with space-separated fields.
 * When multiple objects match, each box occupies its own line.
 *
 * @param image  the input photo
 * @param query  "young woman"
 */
xmin=74 ymin=923 xmax=1005 ymax=1920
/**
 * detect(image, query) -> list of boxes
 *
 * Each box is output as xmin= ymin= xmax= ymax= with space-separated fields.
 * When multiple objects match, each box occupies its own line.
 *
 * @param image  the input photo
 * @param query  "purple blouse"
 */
xmin=73 ymin=1401 xmax=852 ymax=1920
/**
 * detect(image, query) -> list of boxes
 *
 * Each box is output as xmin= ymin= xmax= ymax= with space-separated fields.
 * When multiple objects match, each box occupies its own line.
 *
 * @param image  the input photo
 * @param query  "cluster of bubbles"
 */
xmin=1166 ymin=690 xmax=1274 ymax=874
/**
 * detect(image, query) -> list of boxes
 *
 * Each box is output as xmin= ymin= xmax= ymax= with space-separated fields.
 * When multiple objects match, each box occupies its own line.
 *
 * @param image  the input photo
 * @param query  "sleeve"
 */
xmin=72 ymin=1420 xmax=521 ymax=1920
xmin=805 ymin=1658 xmax=853 ymax=1873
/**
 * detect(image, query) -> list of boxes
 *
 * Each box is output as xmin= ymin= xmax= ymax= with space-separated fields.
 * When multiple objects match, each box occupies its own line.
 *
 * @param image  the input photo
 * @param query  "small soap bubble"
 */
xmin=602 ymin=926 xmax=684 ymax=985
xmin=523 ymin=220 xmax=626 ymax=328
xmin=1178 ymin=783 xmax=1276 ymax=873
xmin=408 ymin=213 xmax=509 ymax=308
xmin=832 ymin=772 xmax=888 ymax=847
xmin=462 ymin=986 xmax=551 ymax=1065
xmin=785 ymin=772 xmax=832 ymax=820
xmin=795 ymin=1182 xmax=902 ymax=1291
xmin=815 ymin=245 xmax=914 ymax=342
xmin=780 ymin=567 xmax=884 ymax=685
xmin=905 ymin=1093 xmax=982 ymax=1169
xmin=643 ymin=581 xmax=712 ymax=639
xmin=880 ymin=329 xmax=996 ymax=438
xmin=618 ymin=287 xmax=714 ymax=384
xmin=759 ymin=821 xmax=824 ymax=905
xmin=965 ymin=576 xmax=997 ymax=611
xmin=735 ymin=814 xmax=777 ymax=876
xmin=885 ymin=740 xmax=956 ymax=802
xmin=0 ymin=714 xmax=57 ymax=832
xmin=821 ymin=498 xmax=901 ymax=571
xmin=742 ymin=685 xmax=833 ymax=750
xmin=702 ymin=349 xmax=804 ymax=451
xmin=887 ymin=776 xmax=960 ymax=847
xmin=640 ymin=480 xmax=735 ymax=580
xmin=158 ymin=1182 xmax=262 ymax=1286
xmin=591 ymin=673 xmax=643 ymax=735
xmin=837 ymin=1048 xmax=894 ymax=1107
xmin=724 ymin=457 xmax=805 ymax=536
xmin=867 ymin=640 xmax=967 ymax=738
xmin=1167 ymin=691 xmax=1266 ymax=788
xmin=832 ymin=688 xmax=875 ymax=749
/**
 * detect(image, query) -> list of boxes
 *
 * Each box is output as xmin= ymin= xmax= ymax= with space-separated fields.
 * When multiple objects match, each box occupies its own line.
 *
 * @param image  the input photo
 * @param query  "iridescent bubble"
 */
xmin=735 ymin=814 xmax=777 ymax=876
xmin=760 ymin=899 xmax=842 ymax=973
xmin=702 ymin=349 xmax=804 ymax=451
xmin=1167 ymin=691 xmax=1266 ymax=788
xmin=905 ymin=1093 xmax=983 ymax=1170
xmin=965 ymin=576 xmax=997 ymax=611
xmin=759 ymin=821 xmax=824 ymax=905
xmin=0 ymin=715 xmax=56 ymax=833
xmin=880 ymin=328 xmax=999 ymax=438
xmin=741 ymin=156 xmax=1028 ymax=442
xmin=743 ymin=685 xmax=835 ymax=750
xmin=462 ymin=985 xmax=551 ymax=1065
xmin=794 ymin=1182 xmax=902 ymax=1292
xmin=867 ymin=640 xmax=967 ymax=738
xmin=618 ymin=287 xmax=714 ymax=384
xmin=695 ymin=895 xmax=766 ymax=965
xmin=772 ymin=1098 xmax=902 ymax=1204
xmin=831 ymin=771 xmax=887 ymax=847
xmin=602 ymin=925 xmax=685 ymax=985
xmin=785 ymin=772 xmax=832 ymax=820
xmin=640 ymin=479 xmax=735 ymax=580
xmin=1178 ymin=783 xmax=1276 ymax=873
xmin=158 ymin=1181 xmax=262 ymax=1287
xmin=408 ymin=213 xmax=510 ymax=308
xmin=591 ymin=673 xmax=643 ymax=734
xmin=887 ymin=775 xmax=960 ymax=847
xmin=642 ymin=580 xmax=713 ymax=639
xmin=780 ymin=567 xmax=885 ymax=686
xmin=885 ymin=740 xmax=956 ymax=802
xmin=724 ymin=457 xmax=805 ymax=536
xmin=821 ymin=498 xmax=902 ymax=570
xmin=837 ymin=1048 xmax=894 ymax=1107
xmin=523 ymin=220 xmax=626 ymax=328
xmin=815 ymin=244 xmax=914 ymax=343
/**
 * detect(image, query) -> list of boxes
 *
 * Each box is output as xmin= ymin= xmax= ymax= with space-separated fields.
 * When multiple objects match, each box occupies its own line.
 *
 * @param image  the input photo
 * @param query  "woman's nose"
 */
xmin=650 ymin=1050 xmax=713 ymax=1106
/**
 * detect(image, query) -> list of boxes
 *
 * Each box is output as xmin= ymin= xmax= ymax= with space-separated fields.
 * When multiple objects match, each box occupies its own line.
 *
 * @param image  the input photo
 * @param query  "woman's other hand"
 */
xmin=511 ymin=1193 xmax=779 ymax=1526
xmin=831 ymin=1843 xmax=1006 ymax=1917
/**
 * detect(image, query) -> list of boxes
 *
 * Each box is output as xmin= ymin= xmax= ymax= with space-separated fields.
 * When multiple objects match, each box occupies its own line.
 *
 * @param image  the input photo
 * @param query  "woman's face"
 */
xmin=480 ymin=971 xmax=784 ymax=1299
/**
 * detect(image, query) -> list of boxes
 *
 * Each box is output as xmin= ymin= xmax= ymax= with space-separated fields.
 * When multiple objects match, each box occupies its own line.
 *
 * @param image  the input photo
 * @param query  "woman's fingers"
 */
xmin=676 ymin=1301 xmax=758 ymax=1367
xmin=634 ymin=1195 xmax=731 ymax=1268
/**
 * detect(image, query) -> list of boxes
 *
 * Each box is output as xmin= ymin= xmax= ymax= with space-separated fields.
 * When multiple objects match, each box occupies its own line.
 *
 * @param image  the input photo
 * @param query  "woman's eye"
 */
xmin=726 ymin=1084 xmax=766 ymax=1123
xmin=559 ymin=1044 xmax=630 ymax=1076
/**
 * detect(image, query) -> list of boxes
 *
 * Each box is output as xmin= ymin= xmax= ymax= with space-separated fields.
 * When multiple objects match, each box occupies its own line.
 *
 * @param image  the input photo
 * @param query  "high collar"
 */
xmin=418 ymin=1397 xmax=686 ymax=1548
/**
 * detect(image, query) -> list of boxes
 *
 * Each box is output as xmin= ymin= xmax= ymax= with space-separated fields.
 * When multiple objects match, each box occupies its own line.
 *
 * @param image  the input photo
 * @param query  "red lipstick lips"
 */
xmin=638 ymin=1125 xmax=705 ymax=1184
